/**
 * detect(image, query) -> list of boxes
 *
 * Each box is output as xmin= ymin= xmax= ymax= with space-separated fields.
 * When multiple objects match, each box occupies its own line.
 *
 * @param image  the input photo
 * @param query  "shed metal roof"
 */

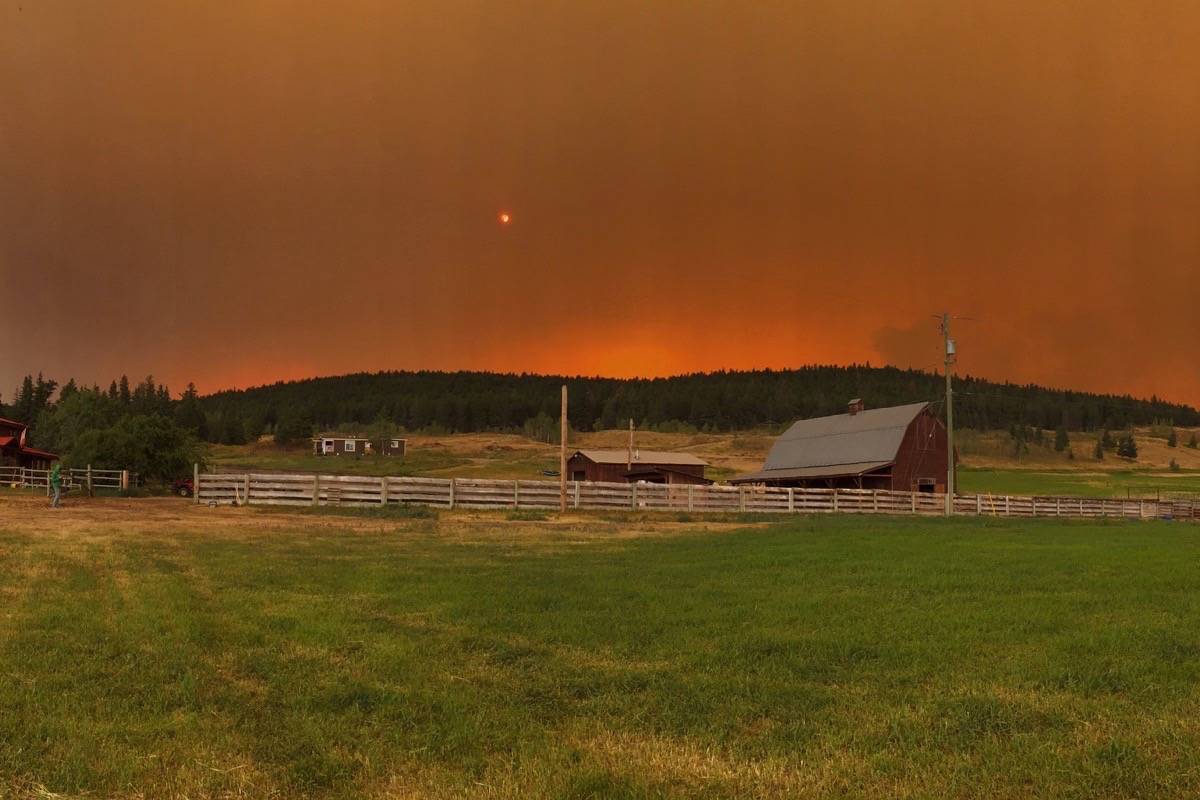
xmin=573 ymin=449 xmax=708 ymax=467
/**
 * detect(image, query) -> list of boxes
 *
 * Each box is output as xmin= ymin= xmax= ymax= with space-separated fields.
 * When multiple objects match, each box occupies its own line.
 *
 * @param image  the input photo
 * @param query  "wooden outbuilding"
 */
xmin=312 ymin=434 xmax=406 ymax=458
xmin=567 ymin=449 xmax=709 ymax=485
xmin=730 ymin=400 xmax=951 ymax=492
xmin=0 ymin=416 xmax=58 ymax=470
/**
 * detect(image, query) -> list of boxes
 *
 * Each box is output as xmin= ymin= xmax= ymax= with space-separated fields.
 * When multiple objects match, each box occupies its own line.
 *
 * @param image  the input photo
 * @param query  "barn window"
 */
xmin=345 ymin=440 xmax=356 ymax=452
xmin=391 ymin=440 xmax=400 ymax=448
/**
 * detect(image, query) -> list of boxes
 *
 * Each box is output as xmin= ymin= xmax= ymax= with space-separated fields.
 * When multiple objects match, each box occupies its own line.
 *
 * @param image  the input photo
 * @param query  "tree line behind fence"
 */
xmin=194 ymin=470 xmax=1199 ymax=522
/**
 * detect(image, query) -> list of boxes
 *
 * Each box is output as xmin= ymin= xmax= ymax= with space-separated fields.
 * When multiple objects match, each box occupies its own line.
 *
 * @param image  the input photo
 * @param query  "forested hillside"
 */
xmin=197 ymin=366 xmax=1200 ymax=438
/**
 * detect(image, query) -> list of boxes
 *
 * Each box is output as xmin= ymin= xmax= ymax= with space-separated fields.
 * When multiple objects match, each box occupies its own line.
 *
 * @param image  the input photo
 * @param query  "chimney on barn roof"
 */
xmin=848 ymin=398 xmax=864 ymax=416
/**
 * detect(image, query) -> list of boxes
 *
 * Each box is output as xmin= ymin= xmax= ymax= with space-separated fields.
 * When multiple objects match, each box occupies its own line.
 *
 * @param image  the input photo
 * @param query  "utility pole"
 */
xmin=940 ymin=312 xmax=956 ymax=516
xmin=627 ymin=418 xmax=633 ymax=471
xmin=560 ymin=384 xmax=568 ymax=513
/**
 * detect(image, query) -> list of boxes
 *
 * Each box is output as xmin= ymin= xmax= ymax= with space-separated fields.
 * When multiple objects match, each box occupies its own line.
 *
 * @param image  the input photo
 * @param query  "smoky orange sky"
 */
xmin=2 ymin=1 xmax=1198 ymax=403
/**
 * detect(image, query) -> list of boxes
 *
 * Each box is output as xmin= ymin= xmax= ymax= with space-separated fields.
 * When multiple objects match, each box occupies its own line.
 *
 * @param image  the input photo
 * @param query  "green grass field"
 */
xmin=959 ymin=467 xmax=1200 ymax=498
xmin=4 ymin=498 xmax=1200 ymax=798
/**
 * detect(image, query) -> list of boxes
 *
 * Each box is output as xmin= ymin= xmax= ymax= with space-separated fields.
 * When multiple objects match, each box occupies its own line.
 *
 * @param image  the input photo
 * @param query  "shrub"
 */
xmin=69 ymin=414 xmax=205 ymax=482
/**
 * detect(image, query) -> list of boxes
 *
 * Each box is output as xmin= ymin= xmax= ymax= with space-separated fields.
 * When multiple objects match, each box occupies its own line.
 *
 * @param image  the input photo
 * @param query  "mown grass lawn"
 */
xmin=3 ymin=499 xmax=1200 ymax=798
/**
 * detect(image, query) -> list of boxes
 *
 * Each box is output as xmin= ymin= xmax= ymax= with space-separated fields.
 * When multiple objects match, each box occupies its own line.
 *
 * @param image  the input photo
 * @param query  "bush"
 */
xmin=1189 ymin=433 xmax=1199 ymax=449
xmin=1170 ymin=459 xmax=1181 ymax=472
xmin=69 ymin=415 xmax=205 ymax=482
xmin=1168 ymin=429 xmax=1178 ymax=448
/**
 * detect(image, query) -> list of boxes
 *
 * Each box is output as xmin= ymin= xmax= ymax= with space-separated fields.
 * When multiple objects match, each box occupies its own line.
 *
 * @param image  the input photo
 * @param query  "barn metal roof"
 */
xmin=573 ymin=449 xmax=708 ymax=466
xmin=730 ymin=461 xmax=894 ymax=484
xmin=728 ymin=401 xmax=929 ymax=483
xmin=764 ymin=402 xmax=929 ymax=469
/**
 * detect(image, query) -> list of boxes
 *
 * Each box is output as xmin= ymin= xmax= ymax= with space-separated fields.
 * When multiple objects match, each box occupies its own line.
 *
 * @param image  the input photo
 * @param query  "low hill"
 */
xmin=200 ymin=366 xmax=1200 ymax=437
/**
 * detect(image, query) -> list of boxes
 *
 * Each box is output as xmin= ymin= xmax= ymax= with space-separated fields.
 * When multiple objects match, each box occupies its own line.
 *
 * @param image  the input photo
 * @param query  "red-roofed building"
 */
xmin=0 ymin=417 xmax=58 ymax=470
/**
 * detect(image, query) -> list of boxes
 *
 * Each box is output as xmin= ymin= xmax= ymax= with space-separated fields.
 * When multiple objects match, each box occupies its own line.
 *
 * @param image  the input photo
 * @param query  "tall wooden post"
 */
xmin=560 ymin=385 xmax=568 ymax=513
xmin=627 ymin=418 xmax=633 ymax=471
xmin=192 ymin=463 xmax=198 ymax=504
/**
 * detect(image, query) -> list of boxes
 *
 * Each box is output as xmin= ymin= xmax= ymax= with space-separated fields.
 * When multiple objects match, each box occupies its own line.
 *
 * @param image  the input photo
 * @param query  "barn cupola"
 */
xmin=848 ymin=398 xmax=865 ymax=416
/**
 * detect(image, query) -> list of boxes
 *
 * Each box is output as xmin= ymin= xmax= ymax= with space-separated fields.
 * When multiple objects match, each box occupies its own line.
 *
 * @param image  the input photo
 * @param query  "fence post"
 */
xmin=380 ymin=476 xmax=389 ymax=506
xmin=910 ymin=491 xmax=916 ymax=514
xmin=788 ymin=488 xmax=794 ymax=513
xmin=312 ymin=474 xmax=320 ymax=506
xmin=192 ymin=463 xmax=199 ymax=504
xmin=87 ymin=464 xmax=94 ymax=498
xmin=631 ymin=482 xmax=638 ymax=510
xmin=513 ymin=480 xmax=520 ymax=510
xmin=872 ymin=490 xmax=879 ymax=514
xmin=243 ymin=474 xmax=251 ymax=507
xmin=120 ymin=470 xmax=129 ymax=492
xmin=573 ymin=481 xmax=580 ymax=509
xmin=976 ymin=495 xmax=982 ymax=515
xmin=1055 ymin=498 xmax=1061 ymax=517
xmin=688 ymin=484 xmax=695 ymax=512
xmin=832 ymin=488 xmax=839 ymax=514
xmin=1140 ymin=499 xmax=1146 ymax=519
xmin=449 ymin=478 xmax=456 ymax=510
xmin=739 ymin=486 xmax=746 ymax=512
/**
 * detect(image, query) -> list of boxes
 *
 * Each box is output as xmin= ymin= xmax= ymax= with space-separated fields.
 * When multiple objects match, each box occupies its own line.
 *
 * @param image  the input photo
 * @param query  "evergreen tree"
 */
xmin=174 ymin=383 xmax=208 ymax=438
xmin=1116 ymin=434 xmax=1138 ymax=460
xmin=1168 ymin=429 xmax=1178 ymax=447
xmin=1054 ymin=426 xmax=1069 ymax=452
xmin=1189 ymin=433 xmax=1198 ymax=449
xmin=118 ymin=375 xmax=131 ymax=405
xmin=1094 ymin=439 xmax=1105 ymax=460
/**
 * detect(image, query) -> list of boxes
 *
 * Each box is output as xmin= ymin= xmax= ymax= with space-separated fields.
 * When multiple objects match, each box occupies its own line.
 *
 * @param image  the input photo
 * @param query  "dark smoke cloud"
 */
xmin=2 ymin=1 xmax=1198 ymax=404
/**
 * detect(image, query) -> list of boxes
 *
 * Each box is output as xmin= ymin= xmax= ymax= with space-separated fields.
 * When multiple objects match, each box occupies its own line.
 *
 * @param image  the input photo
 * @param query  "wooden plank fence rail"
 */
xmin=1 ymin=466 xmax=133 ymax=493
xmin=191 ymin=469 xmax=1200 ymax=523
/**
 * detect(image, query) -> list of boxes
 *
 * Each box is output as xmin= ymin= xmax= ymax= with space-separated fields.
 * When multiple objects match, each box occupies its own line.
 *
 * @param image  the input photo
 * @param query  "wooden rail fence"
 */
xmin=1 ymin=466 xmax=134 ymax=494
xmin=193 ymin=470 xmax=1200 ymax=522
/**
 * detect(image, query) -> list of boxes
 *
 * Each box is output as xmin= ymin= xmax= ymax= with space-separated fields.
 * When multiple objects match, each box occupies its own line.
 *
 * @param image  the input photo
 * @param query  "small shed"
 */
xmin=313 ymin=434 xmax=406 ymax=457
xmin=0 ymin=416 xmax=59 ymax=470
xmin=567 ymin=449 xmax=709 ymax=485
xmin=730 ymin=400 xmax=950 ymax=491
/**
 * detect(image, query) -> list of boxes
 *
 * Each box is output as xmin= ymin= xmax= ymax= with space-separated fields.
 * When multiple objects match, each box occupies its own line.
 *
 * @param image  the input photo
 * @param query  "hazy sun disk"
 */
xmin=498 ymin=212 xmax=511 ymax=224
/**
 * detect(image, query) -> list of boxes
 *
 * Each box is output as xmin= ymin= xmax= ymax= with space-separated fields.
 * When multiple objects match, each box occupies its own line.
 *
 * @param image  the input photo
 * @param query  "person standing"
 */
xmin=49 ymin=462 xmax=62 ymax=508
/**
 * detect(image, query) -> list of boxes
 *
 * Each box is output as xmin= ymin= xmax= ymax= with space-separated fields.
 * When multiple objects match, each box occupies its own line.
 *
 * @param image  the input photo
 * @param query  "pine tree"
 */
xmin=118 ymin=375 xmax=131 ymax=405
xmin=1188 ymin=433 xmax=1198 ymax=449
xmin=1054 ymin=426 xmax=1069 ymax=452
xmin=1117 ymin=434 xmax=1138 ymax=460
xmin=1168 ymin=429 xmax=1178 ymax=447
xmin=1094 ymin=439 xmax=1105 ymax=460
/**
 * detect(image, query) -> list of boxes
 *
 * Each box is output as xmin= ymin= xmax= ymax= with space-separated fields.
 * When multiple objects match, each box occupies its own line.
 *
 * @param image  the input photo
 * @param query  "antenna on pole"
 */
xmin=935 ymin=313 xmax=972 ymax=516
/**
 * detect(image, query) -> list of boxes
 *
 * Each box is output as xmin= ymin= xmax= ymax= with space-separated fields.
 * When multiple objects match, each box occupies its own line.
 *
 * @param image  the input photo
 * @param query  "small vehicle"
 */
xmin=173 ymin=477 xmax=194 ymax=497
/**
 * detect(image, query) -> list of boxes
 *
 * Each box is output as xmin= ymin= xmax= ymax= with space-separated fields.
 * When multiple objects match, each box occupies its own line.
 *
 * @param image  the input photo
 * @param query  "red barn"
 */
xmin=0 ymin=417 xmax=59 ymax=470
xmin=730 ymin=400 xmax=951 ymax=492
